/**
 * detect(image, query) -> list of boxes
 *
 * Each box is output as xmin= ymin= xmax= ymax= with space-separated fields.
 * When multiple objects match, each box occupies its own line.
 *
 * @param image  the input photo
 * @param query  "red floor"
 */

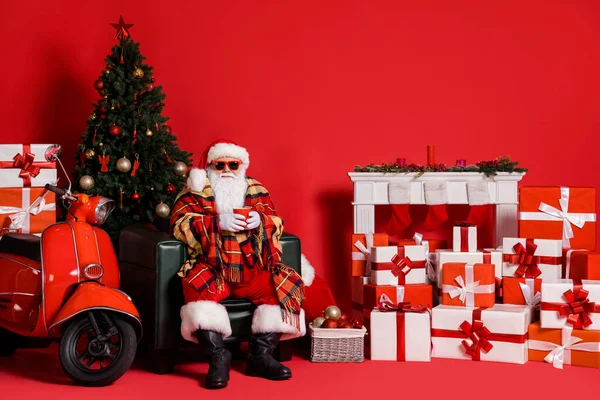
xmin=1 ymin=343 xmax=599 ymax=399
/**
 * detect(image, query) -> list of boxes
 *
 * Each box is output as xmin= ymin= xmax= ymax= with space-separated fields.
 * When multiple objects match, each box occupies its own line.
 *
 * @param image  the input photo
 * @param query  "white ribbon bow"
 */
xmin=353 ymin=233 xmax=374 ymax=274
xmin=445 ymin=275 xmax=481 ymax=304
xmin=0 ymin=194 xmax=56 ymax=231
xmin=519 ymin=282 xmax=541 ymax=309
xmin=413 ymin=232 xmax=438 ymax=282
xmin=441 ymin=264 xmax=495 ymax=306
xmin=529 ymin=328 xmax=600 ymax=369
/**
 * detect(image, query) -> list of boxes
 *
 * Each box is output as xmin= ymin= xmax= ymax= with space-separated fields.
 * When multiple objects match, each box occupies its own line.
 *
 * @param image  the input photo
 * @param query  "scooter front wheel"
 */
xmin=59 ymin=311 xmax=137 ymax=387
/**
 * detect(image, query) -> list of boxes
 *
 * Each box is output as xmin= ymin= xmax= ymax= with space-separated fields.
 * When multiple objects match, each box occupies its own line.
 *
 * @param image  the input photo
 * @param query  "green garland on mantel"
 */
xmin=354 ymin=156 xmax=528 ymax=177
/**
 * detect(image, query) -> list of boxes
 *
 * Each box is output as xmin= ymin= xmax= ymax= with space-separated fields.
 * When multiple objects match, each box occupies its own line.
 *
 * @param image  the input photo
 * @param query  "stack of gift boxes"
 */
xmin=354 ymin=185 xmax=600 ymax=369
xmin=0 ymin=144 xmax=57 ymax=237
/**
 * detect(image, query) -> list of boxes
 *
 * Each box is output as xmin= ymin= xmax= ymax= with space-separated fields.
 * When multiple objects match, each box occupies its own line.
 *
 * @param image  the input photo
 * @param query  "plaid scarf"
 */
xmin=171 ymin=176 xmax=304 ymax=329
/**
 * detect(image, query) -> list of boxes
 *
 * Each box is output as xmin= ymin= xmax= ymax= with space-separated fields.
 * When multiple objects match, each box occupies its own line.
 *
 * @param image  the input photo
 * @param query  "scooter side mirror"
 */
xmin=45 ymin=144 xmax=63 ymax=162
xmin=44 ymin=144 xmax=72 ymax=193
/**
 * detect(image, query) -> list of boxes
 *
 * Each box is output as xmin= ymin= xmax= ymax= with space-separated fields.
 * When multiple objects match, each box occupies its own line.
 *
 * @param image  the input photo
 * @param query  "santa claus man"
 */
xmin=170 ymin=139 xmax=314 ymax=389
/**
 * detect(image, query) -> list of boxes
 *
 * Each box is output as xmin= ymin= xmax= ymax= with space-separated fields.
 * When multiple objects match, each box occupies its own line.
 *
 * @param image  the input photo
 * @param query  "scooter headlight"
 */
xmin=94 ymin=197 xmax=116 ymax=225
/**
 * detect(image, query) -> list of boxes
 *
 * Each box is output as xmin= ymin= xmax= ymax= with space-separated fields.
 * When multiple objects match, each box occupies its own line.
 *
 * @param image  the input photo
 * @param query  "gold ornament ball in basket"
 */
xmin=309 ymin=322 xmax=367 ymax=362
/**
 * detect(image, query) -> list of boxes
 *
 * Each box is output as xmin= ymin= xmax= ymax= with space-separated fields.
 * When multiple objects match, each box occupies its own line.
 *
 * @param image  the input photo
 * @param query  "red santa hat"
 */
xmin=187 ymin=139 xmax=250 ymax=192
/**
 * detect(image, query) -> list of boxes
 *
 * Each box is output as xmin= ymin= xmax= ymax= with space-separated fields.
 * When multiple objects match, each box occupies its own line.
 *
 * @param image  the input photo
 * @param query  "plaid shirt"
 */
xmin=170 ymin=176 xmax=304 ymax=328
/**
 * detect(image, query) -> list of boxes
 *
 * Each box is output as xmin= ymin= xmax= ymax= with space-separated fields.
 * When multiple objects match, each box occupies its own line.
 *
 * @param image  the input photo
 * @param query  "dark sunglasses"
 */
xmin=213 ymin=161 xmax=240 ymax=171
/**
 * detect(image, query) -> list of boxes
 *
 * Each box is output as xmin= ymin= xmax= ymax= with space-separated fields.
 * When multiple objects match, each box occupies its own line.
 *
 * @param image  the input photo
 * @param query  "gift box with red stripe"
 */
xmin=431 ymin=304 xmax=532 ymax=364
xmin=540 ymin=279 xmax=600 ymax=330
xmin=371 ymin=245 xmax=428 ymax=285
xmin=369 ymin=294 xmax=431 ymax=361
xmin=453 ymin=223 xmax=477 ymax=252
xmin=502 ymin=238 xmax=562 ymax=282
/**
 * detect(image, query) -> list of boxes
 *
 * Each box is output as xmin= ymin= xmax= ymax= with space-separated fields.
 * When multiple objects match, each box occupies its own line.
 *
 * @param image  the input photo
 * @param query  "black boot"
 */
xmin=195 ymin=330 xmax=231 ymax=389
xmin=245 ymin=332 xmax=292 ymax=380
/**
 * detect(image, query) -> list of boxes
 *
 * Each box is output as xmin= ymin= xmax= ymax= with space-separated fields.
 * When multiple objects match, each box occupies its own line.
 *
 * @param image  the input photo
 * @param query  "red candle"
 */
xmin=427 ymin=145 xmax=435 ymax=165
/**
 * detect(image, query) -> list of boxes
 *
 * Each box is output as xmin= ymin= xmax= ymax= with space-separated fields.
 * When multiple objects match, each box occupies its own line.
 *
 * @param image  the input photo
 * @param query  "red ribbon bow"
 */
xmin=98 ymin=155 xmax=110 ymax=173
xmin=455 ymin=221 xmax=475 ymax=227
xmin=390 ymin=253 xmax=412 ymax=278
xmin=459 ymin=320 xmax=493 ymax=359
xmin=13 ymin=152 xmax=41 ymax=180
xmin=560 ymin=288 xmax=595 ymax=328
xmin=512 ymin=241 xmax=541 ymax=278
xmin=376 ymin=294 xmax=427 ymax=314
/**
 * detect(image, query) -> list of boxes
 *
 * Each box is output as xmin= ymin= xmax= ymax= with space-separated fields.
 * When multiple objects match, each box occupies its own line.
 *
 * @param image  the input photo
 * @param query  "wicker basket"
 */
xmin=309 ymin=324 xmax=367 ymax=362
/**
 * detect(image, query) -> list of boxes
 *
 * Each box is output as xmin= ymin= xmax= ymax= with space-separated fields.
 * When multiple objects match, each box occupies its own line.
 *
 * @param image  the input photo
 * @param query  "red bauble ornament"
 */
xmin=94 ymin=79 xmax=104 ymax=91
xmin=321 ymin=318 xmax=339 ymax=329
xmin=131 ymin=192 xmax=141 ymax=201
xmin=338 ymin=322 xmax=352 ymax=329
xmin=166 ymin=184 xmax=176 ymax=195
xmin=351 ymin=319 xmax=363 ymax=329
xmin=109 ymin=125 xmax=121 ymax=137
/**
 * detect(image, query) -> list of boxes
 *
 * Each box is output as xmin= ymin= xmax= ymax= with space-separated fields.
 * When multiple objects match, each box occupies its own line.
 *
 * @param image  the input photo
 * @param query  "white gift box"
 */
xmin=370 ymin=309 xmax=431 ymax=361
xmin=453 ymin=225 xmax=477 ymax=252
xmin=0 ymin=144 xmax=57 ymax=188
xmin=502 ymin=238 xmax=562 ymax=282
xmin=371 ymin=245 xmax=427 ymax=285
xmin=431 ymin=304 xmax=531 ymax=364
xmin=370 ymin=246 xmax=398 ymax=263
xmin=436 ymin=249 xmax=503 ymax=284
xmin=540 ymin=279 xmax=600 ymax=331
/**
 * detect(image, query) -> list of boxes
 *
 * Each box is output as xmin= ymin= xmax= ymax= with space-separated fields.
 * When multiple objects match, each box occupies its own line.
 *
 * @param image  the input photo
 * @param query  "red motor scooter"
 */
xmin=0 ymin=144 xmax=142 ymax=386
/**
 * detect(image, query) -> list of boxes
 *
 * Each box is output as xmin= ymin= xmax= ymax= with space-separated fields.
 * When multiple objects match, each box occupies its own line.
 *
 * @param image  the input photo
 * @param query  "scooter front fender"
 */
xmin=48 ymin=282 xmax=142 ymax=340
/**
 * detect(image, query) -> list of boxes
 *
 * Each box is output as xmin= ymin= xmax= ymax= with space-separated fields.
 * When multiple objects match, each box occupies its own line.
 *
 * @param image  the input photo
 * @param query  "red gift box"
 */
xmin=519 ymin=186 xmax=596 ymax=250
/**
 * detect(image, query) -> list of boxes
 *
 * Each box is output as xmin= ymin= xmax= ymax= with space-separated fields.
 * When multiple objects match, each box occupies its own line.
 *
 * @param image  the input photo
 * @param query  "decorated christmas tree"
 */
xmin=73 ymin=16 xmax=192 ymax=241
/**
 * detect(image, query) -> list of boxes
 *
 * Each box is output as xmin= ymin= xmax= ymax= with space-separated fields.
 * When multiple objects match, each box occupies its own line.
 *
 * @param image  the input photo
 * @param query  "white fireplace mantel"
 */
xmin=347 ymin=171 xmax=526 ymax=248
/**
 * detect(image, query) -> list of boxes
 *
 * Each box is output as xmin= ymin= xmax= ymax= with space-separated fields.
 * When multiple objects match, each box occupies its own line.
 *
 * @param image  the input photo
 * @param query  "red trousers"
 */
xmin=183 ymin=265 xmax=279 ymax=306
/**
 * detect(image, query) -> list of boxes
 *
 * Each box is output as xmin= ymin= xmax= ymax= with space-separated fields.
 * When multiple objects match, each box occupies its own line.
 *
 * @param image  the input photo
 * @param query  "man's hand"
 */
xmin=246 ymin=211 xmax=261 ymax=230
xmin=219 ymin=213 xmax=246 ymax=232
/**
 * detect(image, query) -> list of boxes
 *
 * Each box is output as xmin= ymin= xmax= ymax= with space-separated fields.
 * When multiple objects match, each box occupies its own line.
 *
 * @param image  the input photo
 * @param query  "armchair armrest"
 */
xmin=119 ymin=223 xmax=187 ymax=350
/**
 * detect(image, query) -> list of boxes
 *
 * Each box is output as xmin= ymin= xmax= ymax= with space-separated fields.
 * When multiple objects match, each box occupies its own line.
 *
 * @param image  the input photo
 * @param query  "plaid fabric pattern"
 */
xmin=171 ymin=176 xmax=305 ymax=328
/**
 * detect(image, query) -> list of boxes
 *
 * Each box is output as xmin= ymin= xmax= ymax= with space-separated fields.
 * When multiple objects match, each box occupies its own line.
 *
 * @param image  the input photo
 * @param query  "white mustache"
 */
xmin=220 ymin=172 xmax=235 ymax=178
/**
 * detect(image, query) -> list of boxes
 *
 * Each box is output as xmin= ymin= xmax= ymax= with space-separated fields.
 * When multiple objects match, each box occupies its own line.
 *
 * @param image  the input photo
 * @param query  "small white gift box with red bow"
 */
xmin=370 ymin=294 xmax=431 ymax=361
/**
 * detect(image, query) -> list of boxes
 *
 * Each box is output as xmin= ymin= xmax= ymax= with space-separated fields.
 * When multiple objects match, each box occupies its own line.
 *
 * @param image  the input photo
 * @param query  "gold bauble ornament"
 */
xmin=79 ymin=175 xmax=95 ymax=190
xmin=145 ymin=129 xmax=153 ymax=137
xmin=323 ymin=305 xmax=342 ymax=321
xmin=311 ymin=317 xmax=326 ymax=328
xmin=155 ymin=202 xmax=171 ymax=218
xmin=116 ymin=157 xmax=132 ymax=173
xmin=90 ymin=112 xmax=97 ymax=120
xmin=173 ymin=161 xmax=187 ymax=176
xmin=111 ymin=106 xmax=115 ymax=110
xmin=133 ymin=68 xmax=144 ymax=78
xmin=105 ymin=70 xmax=110 ymax=75
xmin=99 ymin=142 xmax=103 ymax=147
xmin=85 ymin=148 xmax=95 ymax=159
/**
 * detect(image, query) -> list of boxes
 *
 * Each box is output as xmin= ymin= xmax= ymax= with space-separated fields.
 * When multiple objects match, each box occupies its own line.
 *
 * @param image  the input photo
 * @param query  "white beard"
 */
xmin=208 ymin=167 xmax=248 ymax=214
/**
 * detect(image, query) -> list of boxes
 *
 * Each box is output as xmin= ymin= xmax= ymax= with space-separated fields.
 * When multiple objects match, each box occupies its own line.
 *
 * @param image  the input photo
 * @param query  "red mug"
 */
xmin=233 ymin=207 xmax=252 ymax=220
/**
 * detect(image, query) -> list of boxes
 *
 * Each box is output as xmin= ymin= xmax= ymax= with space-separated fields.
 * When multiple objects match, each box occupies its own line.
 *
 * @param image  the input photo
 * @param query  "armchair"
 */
xmin=118 ymin=223 xmax=301 ymax=374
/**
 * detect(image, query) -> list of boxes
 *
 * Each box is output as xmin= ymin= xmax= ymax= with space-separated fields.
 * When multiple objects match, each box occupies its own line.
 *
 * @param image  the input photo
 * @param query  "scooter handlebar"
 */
xmin=45 ymin=184 xmax=77 ymax=202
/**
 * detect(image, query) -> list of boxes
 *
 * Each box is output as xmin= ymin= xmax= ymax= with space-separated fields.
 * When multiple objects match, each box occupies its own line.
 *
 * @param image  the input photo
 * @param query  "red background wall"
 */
xmin=3 ymin=1 xmax=600 ymax=310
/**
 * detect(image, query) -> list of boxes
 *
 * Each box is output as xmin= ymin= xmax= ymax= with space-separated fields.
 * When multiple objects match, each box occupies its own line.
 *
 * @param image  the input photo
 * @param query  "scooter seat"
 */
xmin=0 ymin=233 xmax=41 ymax=262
